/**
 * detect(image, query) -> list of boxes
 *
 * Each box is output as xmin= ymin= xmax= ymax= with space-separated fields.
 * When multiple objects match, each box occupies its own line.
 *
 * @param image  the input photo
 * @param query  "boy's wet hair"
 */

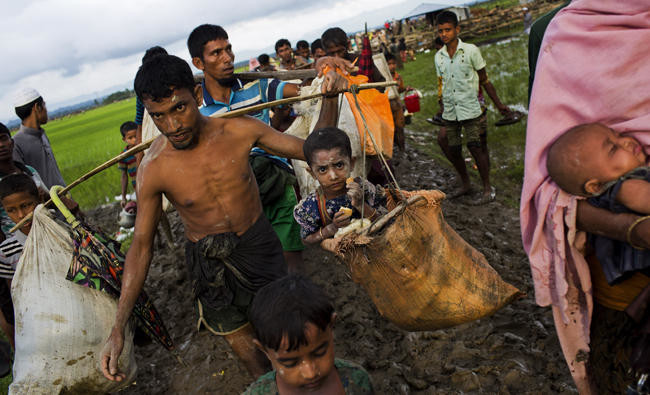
xmin=0 ymin=123 xmax=10 ymax=137
xmin=15 ymin=97 xmax=43 ymax=121
xmin=134 ymin=55 xmax=195 ymax=102
xmin=296 ymin=40 xmax=309 ymax=50
xmin=311 ymin=39 xmax=323 ymax=55
xmin=321 ymin=27 xmax=347 ymax=49
xmin=385 ymin=53 xmax=396 ymax=62
xmin=187 ymin=24 xmax=229 ymax=59
xmin=249 ymin=275 xmax=334 ymax=352
xmin=436 ymin=10 xmax=458 ymax=27
xmin=0 ymin=174 xmax=39 ymax=202
xmin=257 ymin=54 xmax=270 ymax=66
xmin=275 ymin=38 xmax=291 ymax=53
xmin=120 ymin=121 xmax=138 ymax=137
xmin=303 ymin=127 xmax=352 ymax=166
xmin=142 ymin=46 xmax=168 ymax=65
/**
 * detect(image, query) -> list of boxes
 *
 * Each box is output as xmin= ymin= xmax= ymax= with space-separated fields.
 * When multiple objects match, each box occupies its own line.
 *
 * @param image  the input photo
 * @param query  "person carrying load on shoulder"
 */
xmin=100 ymin=53 xmax=349 ymax=381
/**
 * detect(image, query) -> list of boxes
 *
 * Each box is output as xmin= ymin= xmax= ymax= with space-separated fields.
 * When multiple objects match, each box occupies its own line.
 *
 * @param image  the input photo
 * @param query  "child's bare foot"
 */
xmin=470 ymin=187 xmax=496 ymax=205
xmin=448 ymin=185 xmax=472 ymax=199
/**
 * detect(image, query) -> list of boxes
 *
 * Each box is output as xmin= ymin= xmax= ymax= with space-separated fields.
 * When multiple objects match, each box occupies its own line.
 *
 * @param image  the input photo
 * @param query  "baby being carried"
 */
xmin=546 ymin=122 xmax=650 ymax=284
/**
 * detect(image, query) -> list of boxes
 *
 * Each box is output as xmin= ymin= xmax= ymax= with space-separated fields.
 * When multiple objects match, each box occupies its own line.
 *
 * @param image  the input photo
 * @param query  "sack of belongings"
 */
xmin=326 ymin=189 xmax=523 ymax=331
xmin=10 ymin=205 xmax=136 ymax=394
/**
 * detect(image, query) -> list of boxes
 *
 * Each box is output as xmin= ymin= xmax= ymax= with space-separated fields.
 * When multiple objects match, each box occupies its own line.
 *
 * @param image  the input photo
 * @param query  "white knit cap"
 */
xmin=13 ymin=87 xmax=41 ymax=108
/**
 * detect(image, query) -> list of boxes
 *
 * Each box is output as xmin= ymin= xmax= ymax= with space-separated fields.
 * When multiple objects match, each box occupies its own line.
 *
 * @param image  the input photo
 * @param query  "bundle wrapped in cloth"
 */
xmin=324 ymin=189 xmax=523 ymax=331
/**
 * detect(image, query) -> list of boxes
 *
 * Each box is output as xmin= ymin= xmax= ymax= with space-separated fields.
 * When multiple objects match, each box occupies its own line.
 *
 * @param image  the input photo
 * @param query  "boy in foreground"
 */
xmin=244 ymin=274 xmax=374 ymax=394
xmin=117 ymin=121 xmax=138 ymax=208
xmin=0 ymin=174 xmax=43 ymax=349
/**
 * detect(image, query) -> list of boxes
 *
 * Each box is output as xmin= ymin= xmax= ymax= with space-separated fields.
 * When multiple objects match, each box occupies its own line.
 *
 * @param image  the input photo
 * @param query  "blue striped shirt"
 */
xmin=199 ymin=78 xmax=285 ymax=123
xmin=200 ymin=78 xmax=290 ymax=166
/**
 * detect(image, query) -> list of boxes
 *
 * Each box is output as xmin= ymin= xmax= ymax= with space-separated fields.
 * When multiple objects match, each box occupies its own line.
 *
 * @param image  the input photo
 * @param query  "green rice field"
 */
xmin=36 ymin=98 xmax=138 ymax=209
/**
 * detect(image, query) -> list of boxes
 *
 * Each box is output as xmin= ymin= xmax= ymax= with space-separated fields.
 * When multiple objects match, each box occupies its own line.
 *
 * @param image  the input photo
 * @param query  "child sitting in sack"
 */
xmin=546 ymin=122 xmax=649 ymax=284
xmin=243 ymin=274 xmax=374 ymax=394
xmin=0 ymin=174 xmax=43 ymax=349
xmin=293 ymin=127 xmax=387 ymax=245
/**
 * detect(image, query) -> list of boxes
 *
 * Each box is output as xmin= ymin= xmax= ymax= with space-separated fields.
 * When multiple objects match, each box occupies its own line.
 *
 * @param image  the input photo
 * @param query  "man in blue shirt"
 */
xmin=187 ymin=24 xmax=350 ymax=273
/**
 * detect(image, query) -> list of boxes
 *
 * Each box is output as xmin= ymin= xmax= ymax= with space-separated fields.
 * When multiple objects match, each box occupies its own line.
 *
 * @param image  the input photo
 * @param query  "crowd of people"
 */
xmin=0 ymin=3 xmax=647 ymax=393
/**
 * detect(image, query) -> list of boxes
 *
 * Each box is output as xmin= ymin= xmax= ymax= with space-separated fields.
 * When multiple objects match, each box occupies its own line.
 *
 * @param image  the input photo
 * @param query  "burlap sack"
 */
xmin=332 ymin=189 xmax=523 ymax=331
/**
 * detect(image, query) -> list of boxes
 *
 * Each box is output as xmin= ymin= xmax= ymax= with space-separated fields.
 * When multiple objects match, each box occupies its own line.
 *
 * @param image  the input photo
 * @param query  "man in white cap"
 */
xmin=12 ymin=88 xmax=66 ymax=189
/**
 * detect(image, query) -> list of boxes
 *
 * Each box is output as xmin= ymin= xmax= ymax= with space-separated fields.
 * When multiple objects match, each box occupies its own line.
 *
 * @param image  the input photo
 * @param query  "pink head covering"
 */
xmin=521 ymin=0 xmax=650 ymax=390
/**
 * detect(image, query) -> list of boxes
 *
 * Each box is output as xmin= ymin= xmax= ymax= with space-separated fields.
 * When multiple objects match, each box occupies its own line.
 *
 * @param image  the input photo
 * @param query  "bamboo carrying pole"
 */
xmin=9 ymin=80 xmax=397 ymax=233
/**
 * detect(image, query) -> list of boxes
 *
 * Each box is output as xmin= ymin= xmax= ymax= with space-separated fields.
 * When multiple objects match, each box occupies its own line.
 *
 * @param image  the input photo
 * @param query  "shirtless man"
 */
xmin=100 ymin=54 xmax=344 ymax=381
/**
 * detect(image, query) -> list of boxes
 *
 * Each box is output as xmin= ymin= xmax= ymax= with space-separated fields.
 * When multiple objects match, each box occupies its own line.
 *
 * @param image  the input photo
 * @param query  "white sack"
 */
xmin=10 ymin=206 xmax=136 ymax=394
xmin=286 ymin=77 xmax=367 ymax=198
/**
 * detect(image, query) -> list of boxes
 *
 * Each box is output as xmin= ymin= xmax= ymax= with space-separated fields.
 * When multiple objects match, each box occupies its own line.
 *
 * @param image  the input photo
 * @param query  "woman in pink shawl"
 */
xmin=522 ymin=1 xmax=650 ymax=393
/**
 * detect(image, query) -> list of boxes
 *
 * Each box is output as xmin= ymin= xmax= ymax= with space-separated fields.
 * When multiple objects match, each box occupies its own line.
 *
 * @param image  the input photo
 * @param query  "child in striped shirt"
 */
xmin=118 ymin=121 xmax=138 ymax=208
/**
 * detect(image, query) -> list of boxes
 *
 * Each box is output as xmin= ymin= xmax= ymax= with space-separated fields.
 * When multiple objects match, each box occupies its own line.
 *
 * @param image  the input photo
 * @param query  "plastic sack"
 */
xmin=330 ymin=190 xmax=523 ymax=331
xmin=10 ymin=206 xmax=136 ymax=394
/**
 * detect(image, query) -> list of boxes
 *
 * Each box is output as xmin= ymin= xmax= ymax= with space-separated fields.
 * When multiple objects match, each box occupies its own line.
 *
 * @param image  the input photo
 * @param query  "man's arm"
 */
xmin=477 ymin=68 xmax=511 ymax=115
xmin=576 ymin=200 xmax=650 ymax=249
xmin=101 ymin=165 xmax=162 ymax=381
xmin=234 ymin=117 xmax=305 ymax=161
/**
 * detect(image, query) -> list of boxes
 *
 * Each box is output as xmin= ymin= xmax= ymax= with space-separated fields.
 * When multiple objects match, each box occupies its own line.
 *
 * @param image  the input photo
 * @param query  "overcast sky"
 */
xmin=0 ymin=0 xmax=468 ymax=124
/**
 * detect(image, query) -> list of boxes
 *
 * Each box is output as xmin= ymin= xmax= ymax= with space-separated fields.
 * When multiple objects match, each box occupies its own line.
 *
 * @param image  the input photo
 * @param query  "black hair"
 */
xmin=0 ymin=123 xmax=9 ymax=137
xmin=436 ymin=10 xmax=458 ymax=27
xmin=303 ymin=127 xmax=352 ymax=166
xmin=385 ymin=53 xmax=396 ymax=62
xmin=15 ymin=97 xmax=44 ymax=121
xmin=249 ymin=275 xmax=334 ymax=352
xmin=0 ymin=173 xmax=39 ymax=202
xmin=275 ymin=38 xmax=291 ymax=53
xmin=311 ymin=39 xmax=323 ymax=55
xmin=187 ymin=24 xmax=229 ymax=59
xmin=257 ymin=54 xmax=270 ymax=65
xmin=120 ymin=121 xmax=138 ymax=137
xmin=434 ymin=37 xmax=444 ymax=47
xmin=321 ymin=27 xmax=347 ymax=49
xmin=296 ymin=40 xmax=309 ymax=50
xmin=134 ymin=55 xmax=195 ymax=102
xmin=142 ymin=46 xmax=168 ymax=65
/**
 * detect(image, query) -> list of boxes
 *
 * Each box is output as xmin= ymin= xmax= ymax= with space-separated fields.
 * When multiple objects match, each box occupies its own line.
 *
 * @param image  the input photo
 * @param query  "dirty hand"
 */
xmin=332 ymin=210 xmax=352 ymax=229
xmin=120 ymin=199 xmax=128 ymax=209
xmin=346 ymin=180 xmax=364 ymax=210
xmin=321 ymin=70 xmax=349 ymax=96
xmin=315 ymin=56 xmax=354 ymax=77
xmin=101 ymin=328 xmax=126 ymax=382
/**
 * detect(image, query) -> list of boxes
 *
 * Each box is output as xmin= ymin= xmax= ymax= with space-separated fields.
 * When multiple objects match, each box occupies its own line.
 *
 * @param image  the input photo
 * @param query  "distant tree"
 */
xmin=103 ymin=89 xmax=135 ymax=105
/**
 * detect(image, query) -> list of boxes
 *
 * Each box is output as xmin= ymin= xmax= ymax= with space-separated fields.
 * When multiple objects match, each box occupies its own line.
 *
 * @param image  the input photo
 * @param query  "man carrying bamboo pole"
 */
xmin=100 ymin=54 xmax=348 ymax=381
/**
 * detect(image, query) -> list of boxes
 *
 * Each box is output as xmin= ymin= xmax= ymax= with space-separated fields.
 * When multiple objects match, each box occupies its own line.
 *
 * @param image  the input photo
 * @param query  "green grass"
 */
xmin=42 ymin=98 xmax=137 ymax=209
xmin=403 ymin=34 xmax=529 ymax=206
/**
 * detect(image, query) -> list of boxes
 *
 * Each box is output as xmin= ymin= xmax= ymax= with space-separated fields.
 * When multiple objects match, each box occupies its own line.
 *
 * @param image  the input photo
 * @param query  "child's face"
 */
xmin=2 ymin=191 xmax=38 ymax=235
xmin=264 ymin=322 xmax=336 ymax=392
xmin=582 ymin=124 xmax=647 ymax=194
xmin=387 ymin=59 xmax=397 ymax=73
xmin=437 ymin=22 xmax=460 ymax=45
xmin=123 ymin=129 xmax=137 ymax=147
xmin=308 ymin=148 xmax=352 ymax=196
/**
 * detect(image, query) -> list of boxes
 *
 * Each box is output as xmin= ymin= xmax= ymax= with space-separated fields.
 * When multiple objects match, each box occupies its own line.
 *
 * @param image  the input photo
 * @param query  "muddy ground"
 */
xmin=86 ymin=131 xmax=576 ymax=394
